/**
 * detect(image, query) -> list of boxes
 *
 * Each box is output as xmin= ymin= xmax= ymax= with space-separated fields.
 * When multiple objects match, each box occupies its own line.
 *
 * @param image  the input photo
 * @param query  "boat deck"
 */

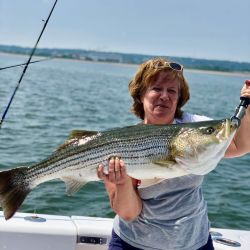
xmin=0 ymin=212 xmax=249 ymax=250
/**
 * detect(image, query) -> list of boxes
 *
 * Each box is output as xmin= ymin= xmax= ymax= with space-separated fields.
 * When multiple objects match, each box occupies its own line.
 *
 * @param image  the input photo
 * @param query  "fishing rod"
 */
xmin=0 ymin=58 xmax=51 ymax=71
xmin=231 ymin=97 xmax=250 ymax=127
xmin=0 ymin=0 xmax=58 ymax=129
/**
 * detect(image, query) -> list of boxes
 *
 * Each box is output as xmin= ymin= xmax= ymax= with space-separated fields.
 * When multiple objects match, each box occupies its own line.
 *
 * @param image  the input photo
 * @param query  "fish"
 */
xmin=0 ymin=118 xmax=237 ymax=220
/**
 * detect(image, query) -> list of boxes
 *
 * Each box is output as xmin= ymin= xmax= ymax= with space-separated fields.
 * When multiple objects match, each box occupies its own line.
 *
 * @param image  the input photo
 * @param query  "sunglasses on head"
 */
xmin=154 ymin=61 xmax=183 ymax=72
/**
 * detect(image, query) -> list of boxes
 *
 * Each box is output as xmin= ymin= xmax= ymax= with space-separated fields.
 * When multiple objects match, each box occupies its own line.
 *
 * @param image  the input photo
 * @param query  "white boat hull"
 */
xmin=0 ymin=212 xmax=249 ymax=250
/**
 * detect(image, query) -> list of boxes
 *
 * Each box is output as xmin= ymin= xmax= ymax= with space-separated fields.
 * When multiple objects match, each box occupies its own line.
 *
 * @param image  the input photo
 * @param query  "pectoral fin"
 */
xmin=153 ymin=159 xmax=175 ymax=168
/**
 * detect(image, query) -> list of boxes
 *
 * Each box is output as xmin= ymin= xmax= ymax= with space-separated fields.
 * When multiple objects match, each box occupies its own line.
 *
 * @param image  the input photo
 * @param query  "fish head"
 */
xmin=171 ymin=118 xmax=237 ymax=175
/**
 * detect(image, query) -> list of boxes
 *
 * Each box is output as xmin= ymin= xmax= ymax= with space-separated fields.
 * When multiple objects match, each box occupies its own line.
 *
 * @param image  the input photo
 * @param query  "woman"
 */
xmin=97 ymin=58 xmax=250 ymax=250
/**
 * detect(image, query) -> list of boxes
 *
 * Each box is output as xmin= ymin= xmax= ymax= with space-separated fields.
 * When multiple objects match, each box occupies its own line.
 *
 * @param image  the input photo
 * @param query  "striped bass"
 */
xmin=0 ymin=118 xmax=237 ymax=219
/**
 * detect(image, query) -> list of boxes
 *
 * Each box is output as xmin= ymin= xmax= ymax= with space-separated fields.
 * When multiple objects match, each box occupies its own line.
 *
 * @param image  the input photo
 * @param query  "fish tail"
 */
xmin=0 ymin=167 xmax=30 ymax=220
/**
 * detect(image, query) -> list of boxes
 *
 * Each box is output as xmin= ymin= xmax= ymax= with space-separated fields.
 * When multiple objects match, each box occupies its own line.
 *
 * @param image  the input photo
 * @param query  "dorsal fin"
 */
xmin=56 ymin=129 xmax=99 ymax=152
xmin=68 ymin=130 xmax=98 ymax=140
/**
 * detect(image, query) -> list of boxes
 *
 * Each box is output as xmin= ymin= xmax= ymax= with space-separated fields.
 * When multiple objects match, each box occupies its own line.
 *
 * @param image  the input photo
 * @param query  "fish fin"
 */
xmin=0 ymin=167 xmax=30 ymax=220
xmin=56 ymin=130 xmax=99 ymax=152
xmin=68 ymin=130 xmax=99 ymax=140
xmin=153 ymin=160 xmax=175 ymax=167
xmin=61 ymin=176 xmax=87 ymax=195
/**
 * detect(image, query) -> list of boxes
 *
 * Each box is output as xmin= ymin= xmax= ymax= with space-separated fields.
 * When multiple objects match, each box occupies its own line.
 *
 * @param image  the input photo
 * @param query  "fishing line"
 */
xmin=0 ymin=58 xmax=51 ymax=71
xmin=0 ymin=0 xmax=58 ymax=129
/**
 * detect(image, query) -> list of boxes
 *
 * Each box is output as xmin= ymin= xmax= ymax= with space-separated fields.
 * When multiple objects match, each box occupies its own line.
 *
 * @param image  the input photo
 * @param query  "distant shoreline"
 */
xmin=185 ymin=68 xmax=250 ymax=77
xmin=1 ymin=51 xmax=250 ymax=78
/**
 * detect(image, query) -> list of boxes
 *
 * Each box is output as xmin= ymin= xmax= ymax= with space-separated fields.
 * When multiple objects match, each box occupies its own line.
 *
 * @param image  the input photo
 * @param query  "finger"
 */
xmin=97 ymin=164 xmax=107 ymax=181
xmin=241 ymin=82 xmax=250 ymax=97
xmin=119 ymin=159 xmax=126 ymax=179
xmin=108 ymin=157 xmax=115 ymax=182
xmin=241 ymin=90 xmax=250 ymax=98
xmin=97 ymin=164 xmax=103 ymax=179
xmin=114 ymin=157 xmax=121 ymax=180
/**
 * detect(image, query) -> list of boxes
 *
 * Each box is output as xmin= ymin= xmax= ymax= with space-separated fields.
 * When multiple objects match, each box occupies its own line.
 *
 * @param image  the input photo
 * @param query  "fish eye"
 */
xmin=205 ymin=127 xmax=215 ymax=134
xmin=199 ymin=126 xmax=215 ymax=135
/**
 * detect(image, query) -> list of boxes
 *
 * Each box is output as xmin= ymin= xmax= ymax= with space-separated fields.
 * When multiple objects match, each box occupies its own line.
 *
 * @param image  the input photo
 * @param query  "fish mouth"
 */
xmin=217 ymin=118 xmax=237 ymax=142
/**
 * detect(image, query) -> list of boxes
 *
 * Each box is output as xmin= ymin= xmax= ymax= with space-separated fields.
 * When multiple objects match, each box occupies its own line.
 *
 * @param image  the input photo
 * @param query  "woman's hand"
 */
xmin=241 ymin=80 xmax=250 ymax=115
xmin=225 ymin=79 xmax=250 ymax=158
xmin=241 ymin=80 xmax=250 ymax=97
xmin=97 ymin=157 xmax=142 ymax=221
xmin=239 ymin=79 xmax=250 ymax=121
xmin=97 ymin=157 xmax=130 ymax=185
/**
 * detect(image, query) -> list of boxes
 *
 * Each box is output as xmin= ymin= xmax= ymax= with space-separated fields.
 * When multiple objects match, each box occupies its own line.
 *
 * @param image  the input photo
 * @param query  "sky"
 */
xmin=0 ymin=0 xmax=249 ymax=62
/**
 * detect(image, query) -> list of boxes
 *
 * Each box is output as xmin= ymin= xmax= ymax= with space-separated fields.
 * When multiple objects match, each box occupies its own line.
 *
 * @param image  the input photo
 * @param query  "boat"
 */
xmin=0 ymin=211 xmax=249 ymax=250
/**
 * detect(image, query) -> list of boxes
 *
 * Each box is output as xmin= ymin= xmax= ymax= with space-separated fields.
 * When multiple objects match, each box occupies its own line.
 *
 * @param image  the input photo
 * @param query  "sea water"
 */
xmin=0 ymin=53 xmax=249 ymax=230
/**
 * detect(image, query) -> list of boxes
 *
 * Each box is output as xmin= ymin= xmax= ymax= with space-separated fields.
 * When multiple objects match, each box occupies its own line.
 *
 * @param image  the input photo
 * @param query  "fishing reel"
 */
xmin=231 ymin=97 xmax=250 ymax=127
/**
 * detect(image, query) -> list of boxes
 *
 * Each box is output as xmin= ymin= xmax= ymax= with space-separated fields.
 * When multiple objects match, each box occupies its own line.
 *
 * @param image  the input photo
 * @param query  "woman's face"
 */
xmin=141 ymin=71 xmax=180 ymax=125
